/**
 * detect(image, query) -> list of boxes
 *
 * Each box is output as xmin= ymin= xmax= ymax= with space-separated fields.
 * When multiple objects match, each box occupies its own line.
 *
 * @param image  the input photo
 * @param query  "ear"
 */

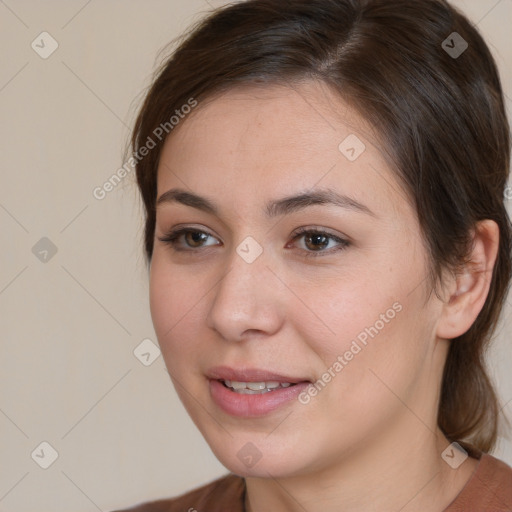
xmin=436 ymin=220 xmax=500 ymax=340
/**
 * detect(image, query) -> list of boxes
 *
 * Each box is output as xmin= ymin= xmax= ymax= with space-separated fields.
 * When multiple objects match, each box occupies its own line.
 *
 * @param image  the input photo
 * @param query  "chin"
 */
xmin=202 ymin=429 xmax=317 ymax=479
xmin=218 ymin=453 xmax=300 ymax=479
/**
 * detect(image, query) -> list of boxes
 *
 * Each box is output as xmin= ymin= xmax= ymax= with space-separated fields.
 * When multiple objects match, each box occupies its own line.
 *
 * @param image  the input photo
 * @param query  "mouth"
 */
xmin=219 ymin=379 xmax=296 ymax=394
xmin=207 ymin=366 xmax=311 ymax=417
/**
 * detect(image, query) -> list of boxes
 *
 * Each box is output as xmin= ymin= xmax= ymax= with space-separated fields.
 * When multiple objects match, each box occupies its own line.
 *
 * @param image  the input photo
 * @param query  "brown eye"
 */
xmin=184 ymin=231 xmax=210 ymax=248
xmin=304 ymin=232 xmax=330 ymax=251
xmin=157 ymin=228 xmax=220 ymax=251
xmin=290 ymin=228 xmax=350 ymax=258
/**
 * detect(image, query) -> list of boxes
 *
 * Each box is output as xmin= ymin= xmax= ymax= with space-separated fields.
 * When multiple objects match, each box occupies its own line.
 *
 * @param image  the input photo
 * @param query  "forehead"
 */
xmin=156 ymin=81 xmax=414 ymax=223
xmin=162 ymin=81 xmax=369 ymax=165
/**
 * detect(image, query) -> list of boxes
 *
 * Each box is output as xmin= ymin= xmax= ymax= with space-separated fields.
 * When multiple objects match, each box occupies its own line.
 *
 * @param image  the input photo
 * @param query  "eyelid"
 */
xmin=290 ymin=225 xmax=346 ymax=239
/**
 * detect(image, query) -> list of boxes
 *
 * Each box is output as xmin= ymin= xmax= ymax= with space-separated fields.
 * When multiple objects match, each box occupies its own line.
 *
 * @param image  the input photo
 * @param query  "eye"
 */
xmin=288 ymin=227 xmax=350 ymax=258
xmin=157 ymin=226 xmax=350 ymax=258
xmin=157 ymin=228 xmax=220 ymax=251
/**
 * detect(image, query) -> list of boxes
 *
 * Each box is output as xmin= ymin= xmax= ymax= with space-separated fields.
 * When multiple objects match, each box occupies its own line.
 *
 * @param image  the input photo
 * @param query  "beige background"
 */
xmin=0 ymin=1 xmax=511 ymax=511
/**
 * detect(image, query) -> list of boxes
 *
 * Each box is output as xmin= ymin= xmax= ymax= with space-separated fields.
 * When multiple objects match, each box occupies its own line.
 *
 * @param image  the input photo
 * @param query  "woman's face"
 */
xmin=149 ymin=82 xmax=448 ymax=478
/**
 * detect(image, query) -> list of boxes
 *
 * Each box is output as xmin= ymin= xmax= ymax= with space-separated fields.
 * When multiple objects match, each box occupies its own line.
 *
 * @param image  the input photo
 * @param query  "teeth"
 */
xmin=222 ymin=380 xmax=295 ymax=393
xmin=246 ymin=382 xmax=266 ymax=391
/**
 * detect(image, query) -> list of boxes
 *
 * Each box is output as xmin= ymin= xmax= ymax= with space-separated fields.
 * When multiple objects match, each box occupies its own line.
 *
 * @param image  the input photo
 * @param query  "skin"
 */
xmin=149 ymin=81 xmax=498 ymax=512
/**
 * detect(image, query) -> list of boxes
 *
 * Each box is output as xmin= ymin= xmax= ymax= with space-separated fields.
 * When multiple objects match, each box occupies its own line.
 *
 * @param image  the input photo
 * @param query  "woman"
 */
xmin=114 ymin=0 xmax=512 ymax=510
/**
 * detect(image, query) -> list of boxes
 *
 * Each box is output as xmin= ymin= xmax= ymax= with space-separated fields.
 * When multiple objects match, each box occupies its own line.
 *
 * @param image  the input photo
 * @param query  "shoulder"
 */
xmin=110 ymin=473 xmax=245 ymax=512
xmin=479 ymin=453 xmax=512 ymax=502
xmin=446 ymin=452 xmax=512 ymax=511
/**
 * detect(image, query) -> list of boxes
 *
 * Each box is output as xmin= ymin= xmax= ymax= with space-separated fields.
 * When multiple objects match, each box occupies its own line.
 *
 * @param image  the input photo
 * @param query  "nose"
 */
xmin=205 ymin=242 xmax=285 ymax=343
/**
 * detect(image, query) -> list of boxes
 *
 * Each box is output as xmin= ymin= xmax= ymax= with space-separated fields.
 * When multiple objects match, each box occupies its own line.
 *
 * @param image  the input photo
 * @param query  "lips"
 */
xmin=207 ymin=365 xmax=311 ymax=417
xmin=207 ymin=365 xmax=309 ymax=384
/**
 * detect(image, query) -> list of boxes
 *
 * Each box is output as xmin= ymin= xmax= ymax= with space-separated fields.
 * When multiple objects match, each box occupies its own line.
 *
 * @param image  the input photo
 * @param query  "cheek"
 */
xmin=304 ymin=268 xmax=430 ymax=396
xmin=317 ymin=292 xmax=433 ymax=428
xmin=149 ymin=259 xmax=173 ymax=340
xmin=148 ymin=257 xmax=205 ymax=359
xmin=299 ymin=271 xmax=401 ymax=357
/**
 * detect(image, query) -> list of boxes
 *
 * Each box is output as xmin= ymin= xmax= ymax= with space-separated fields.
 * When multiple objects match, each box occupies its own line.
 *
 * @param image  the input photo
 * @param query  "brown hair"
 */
xmin=129 ymin=0 xmax=512 ymax=454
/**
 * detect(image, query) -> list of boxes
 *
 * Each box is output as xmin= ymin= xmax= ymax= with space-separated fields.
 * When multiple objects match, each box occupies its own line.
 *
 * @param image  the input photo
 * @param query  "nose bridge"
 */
xmin=206 ymin=239 xmax=282 ymax=340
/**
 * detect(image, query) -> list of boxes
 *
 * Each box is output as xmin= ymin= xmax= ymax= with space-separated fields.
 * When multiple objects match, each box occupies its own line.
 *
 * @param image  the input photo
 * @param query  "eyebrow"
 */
xmin=156 ymin=187 xmax=376 ymax=218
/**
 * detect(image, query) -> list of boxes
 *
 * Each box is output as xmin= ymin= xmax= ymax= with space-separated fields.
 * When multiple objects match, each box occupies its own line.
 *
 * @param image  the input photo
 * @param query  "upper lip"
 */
xmin=207 ymin=365 xmax=310 ymax=384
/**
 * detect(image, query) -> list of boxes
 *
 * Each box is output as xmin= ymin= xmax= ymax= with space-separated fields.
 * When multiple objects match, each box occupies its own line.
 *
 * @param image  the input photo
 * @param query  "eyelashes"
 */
xmin=157 ymin=226 xmax=350 ymax=259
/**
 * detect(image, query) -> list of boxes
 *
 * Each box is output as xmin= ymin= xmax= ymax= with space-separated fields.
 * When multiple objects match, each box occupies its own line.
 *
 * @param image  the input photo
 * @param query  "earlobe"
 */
xmin=436 ymin=220 xmax=500 ymax=340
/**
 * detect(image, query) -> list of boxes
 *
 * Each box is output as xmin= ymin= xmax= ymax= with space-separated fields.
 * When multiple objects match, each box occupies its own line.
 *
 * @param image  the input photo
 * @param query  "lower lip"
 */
xmin=209 ymin=379 xmax=310 ymax=417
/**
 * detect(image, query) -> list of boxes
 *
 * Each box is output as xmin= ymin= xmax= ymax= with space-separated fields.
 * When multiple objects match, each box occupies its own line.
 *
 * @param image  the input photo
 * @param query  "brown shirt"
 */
xmin=113 ymin=453 xmax=512 ymax=511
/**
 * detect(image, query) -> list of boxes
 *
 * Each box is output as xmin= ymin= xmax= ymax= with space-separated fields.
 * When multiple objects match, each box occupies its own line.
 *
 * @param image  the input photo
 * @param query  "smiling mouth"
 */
xmin=220 ymin=379 xmax=297 ymax=394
